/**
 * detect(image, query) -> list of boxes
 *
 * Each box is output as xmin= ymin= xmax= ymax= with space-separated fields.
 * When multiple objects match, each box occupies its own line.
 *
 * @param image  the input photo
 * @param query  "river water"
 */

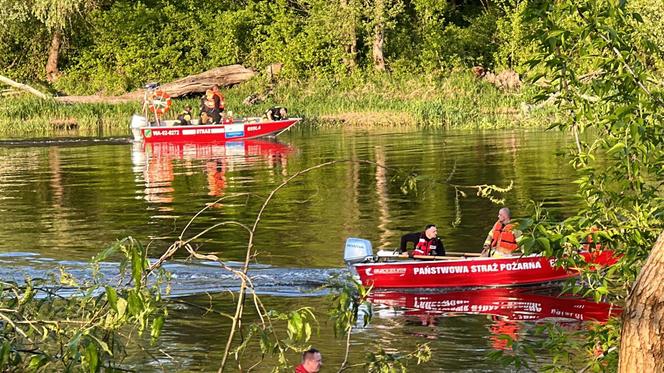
xmin=0 ymin=127 xmax=616 ymax=371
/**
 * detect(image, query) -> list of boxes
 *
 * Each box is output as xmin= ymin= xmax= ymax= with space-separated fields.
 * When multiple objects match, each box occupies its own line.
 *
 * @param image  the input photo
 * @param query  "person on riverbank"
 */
xmin=482 ymin=207 xmax=521 ymax=257
xmin=177 ymin=105 xmax=193 ymax=125
xmin=400 ymin=224 xmax=445 ymax=257
xmin=200 ymin=89 xmax=221 ymax=124
xmin=295 ymin=348 xmax=322 ymax=373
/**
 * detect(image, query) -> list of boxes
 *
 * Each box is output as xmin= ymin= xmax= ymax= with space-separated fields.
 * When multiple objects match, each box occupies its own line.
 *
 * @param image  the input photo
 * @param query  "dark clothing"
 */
xmin=266 ymin=107 xmax=287 ymax=121
xmin=200 ymin=95 xmax=221 ymax=124
xmin=177 ymin=110 xmax=193 ymax=125
xmin=399 ymin=232 xmax=445 ymax=256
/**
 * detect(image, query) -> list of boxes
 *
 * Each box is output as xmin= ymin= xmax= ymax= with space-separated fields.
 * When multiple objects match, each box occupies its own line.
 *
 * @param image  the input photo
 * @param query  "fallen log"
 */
xmin=56 ymin=64 xmax=255 ymax=104
xmin=3 ymin=65 xmax=255 ymax=105
xmin=0 ymin=75 xmax=49 ymax=99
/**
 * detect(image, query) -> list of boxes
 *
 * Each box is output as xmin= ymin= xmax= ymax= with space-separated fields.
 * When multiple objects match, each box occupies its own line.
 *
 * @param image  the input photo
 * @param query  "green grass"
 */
xmin=0 ymin=71 xmax=555 ymax=138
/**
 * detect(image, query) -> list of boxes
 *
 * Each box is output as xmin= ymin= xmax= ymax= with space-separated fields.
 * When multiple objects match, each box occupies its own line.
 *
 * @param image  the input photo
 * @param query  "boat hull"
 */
xmin=137 ymin=118 xmax=299 ymax=143
xmin=354 ymin=251 xmax=618 ymax=289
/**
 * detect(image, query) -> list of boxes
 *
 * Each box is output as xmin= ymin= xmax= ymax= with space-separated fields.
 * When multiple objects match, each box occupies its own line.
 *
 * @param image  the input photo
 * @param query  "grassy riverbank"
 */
xmin=0 ymin=72 xmax=555 ymax=138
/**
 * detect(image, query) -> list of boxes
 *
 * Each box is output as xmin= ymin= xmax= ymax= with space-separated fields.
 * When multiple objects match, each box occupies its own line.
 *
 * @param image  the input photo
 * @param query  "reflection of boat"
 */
xmin=140 ymin=139 xmax=294 ymax=161
xmin=344 ymin=238 xmax=619 ymax=289
xmin=131 ymin=116 xmax=300 ymax=143
xmin=133 ymin=140 xmax=293 ymax=202
xmin=369 ymin=287 xmax=622 ymax=322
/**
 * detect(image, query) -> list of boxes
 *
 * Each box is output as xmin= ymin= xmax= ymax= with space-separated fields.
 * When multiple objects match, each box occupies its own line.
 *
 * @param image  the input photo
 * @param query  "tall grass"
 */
xmin=0 ymin=71 xmax=553 ymax=138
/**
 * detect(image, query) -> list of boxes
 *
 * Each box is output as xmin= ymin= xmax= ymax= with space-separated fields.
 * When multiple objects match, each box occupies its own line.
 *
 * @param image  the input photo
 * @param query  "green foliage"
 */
xmin=498 ymin=0 xmax=664 ymax=371
xmin=0 ymin=237 xmax=167 ymax=372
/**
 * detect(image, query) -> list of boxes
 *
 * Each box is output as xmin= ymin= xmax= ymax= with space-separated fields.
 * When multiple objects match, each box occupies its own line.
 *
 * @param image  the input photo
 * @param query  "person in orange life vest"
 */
xmin=211 ymin=84 xmax=225 ymax=112
xmin=200 ymin=89 xmax=221 ymax=124
xmin=295 ymin=348 xmax=322 ymax=373
xmin=482 ymin=207 xmax=522 ymax=257
xmin=399 ymin=224 xmax=446 ymax=258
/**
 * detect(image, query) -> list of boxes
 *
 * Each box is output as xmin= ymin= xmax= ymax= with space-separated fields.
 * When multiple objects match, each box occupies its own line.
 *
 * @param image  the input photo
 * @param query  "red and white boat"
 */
xmin=131 ymin=115 xmax=300 ymax=143
xmin=344 ymin=238 xmax=619 ymax=289
xmin=369 ymin=287 xmax=621 ymax=322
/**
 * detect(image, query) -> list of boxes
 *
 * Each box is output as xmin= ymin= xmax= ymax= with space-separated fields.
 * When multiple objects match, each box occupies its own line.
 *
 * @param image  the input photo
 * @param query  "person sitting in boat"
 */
xmin=200 ymin=89 xmax=221 ymax=124
xmin=211 ymin=84 xmax=225 ymax=113
xmin=482 ymin=207 xmax=522 ymax=257
xmin=265 ymin=106 xmax=288 ymax=121
xmin=399 ymin=224 xmax=445 ymax=258
xmin=177 ymin=105 xmax=193 ymax=125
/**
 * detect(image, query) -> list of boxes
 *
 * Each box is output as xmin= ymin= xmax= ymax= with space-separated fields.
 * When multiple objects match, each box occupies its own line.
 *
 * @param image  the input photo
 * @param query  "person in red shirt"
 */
xmin=295 ymin=348 xmax=322 ymax=373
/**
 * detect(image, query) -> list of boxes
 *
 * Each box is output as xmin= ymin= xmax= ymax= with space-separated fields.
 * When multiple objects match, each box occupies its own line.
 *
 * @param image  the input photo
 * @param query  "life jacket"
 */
xmin=490 ymin=221 xmax=518 ymax=254
xmin=413 ymin=234 xmax=437 ymax=256
xmin=213 ymin=91 xmax=225 ymax=110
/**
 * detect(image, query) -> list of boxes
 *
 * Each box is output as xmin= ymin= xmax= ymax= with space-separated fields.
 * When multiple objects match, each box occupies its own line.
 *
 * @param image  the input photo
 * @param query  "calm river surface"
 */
xmin=0 ymin=127 xmax=615 ymax=371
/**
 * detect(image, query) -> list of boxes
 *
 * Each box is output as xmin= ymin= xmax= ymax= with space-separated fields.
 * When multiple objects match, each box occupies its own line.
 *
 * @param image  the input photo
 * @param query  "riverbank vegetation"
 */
xmin=4 ymin=0 xmax=661 ymax=136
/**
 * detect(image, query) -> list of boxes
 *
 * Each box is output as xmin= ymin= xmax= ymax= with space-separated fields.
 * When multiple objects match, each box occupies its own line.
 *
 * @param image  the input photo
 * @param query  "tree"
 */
xmin=522 ymin=0 xmax=663 ymax=370
xmin=0 ymin=0 xmax=99 ymax=82
xmin=365 ymin=0 xmax=404 ymax=71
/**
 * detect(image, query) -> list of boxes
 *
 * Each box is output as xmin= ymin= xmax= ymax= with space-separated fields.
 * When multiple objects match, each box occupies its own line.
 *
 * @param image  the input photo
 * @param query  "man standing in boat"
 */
xmin=400 ymin=224 xmax=445 ymax=257
xmin=482 ymin=207 xmax=522 ymax=257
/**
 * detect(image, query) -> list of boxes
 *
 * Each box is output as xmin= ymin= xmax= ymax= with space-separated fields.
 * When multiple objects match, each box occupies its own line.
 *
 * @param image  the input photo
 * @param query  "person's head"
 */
xmin=212 ymin=84 xmax=220 ymax=92
xmin=424 ymin=224 xmax=437 ymax=239
xmin=279 ymin=107 xmax=288 ymax=117
xmin=498 ymin=207 xmax=511 ymax=224
xmin=301 ymin=348 xmax=322 ymax=372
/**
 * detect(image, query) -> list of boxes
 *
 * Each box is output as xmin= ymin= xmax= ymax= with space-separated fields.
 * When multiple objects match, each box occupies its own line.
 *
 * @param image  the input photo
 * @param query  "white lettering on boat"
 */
xmin=247 ymin=125 xmax=261 ymax=131
xmin=413 ymin=260 xmax=544 ymax=276
xmin=372 ymin=267 xmax=407 ymax=276
xmin=414 ymin=265 xmax=470 ymax=275
xmin=471 ymin=263 xmax=499 ymax=273
xmin=499 ymin=261 xmax=542 ymax=271
xmin=151 ymin=129 xmax=180 ymax=136
xmin=182 ymin=128 xmax=225 ymax=135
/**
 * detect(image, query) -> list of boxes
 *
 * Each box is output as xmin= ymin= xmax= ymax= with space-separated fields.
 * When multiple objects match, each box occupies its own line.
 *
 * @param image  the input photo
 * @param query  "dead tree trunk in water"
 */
xmin=46 ymin=30 xmax=62 ymax=83
xmin=619 ymin=231 xmax=664 ymax=372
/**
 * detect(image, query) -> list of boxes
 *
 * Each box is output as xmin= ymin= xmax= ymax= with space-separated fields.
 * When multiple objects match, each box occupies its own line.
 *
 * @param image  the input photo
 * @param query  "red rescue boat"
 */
xmin=131 ymin=116 xmax=300 ymax=143
xmin=369 ymin=287 xmax=622 ymax=322
xmin=344 ymin=238 xmax=619 ymax=289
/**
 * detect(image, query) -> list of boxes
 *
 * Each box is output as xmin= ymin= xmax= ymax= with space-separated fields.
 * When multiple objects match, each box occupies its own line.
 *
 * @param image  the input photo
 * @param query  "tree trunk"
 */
xmin=372 ymin=25 xmax=385 ymax=71
xmin=341 ymin=0 xmax=357 ymax=70
xmin=46 ymin=30 xmax=62 ymax=83
xmin=619 ymin=231 xmax=664 ymax=372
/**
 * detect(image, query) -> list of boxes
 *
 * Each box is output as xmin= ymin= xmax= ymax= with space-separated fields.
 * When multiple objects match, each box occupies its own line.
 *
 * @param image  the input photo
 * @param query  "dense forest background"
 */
xmin=1 ymin=0 xmax=662 ymax=95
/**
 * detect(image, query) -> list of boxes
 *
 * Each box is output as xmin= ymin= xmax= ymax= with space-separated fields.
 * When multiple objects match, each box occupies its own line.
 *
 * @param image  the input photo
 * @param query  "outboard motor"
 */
xmin=130 ymin=114 xmax=147 ymax=142
xmin=344 ymin=238 xmax=373 ymax=265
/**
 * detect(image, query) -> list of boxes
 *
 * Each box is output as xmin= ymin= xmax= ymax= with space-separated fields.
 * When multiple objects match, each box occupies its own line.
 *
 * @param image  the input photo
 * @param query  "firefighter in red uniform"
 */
xmin=400 ymin=224 xmax=446 ymax=257
xmin=482 ymin=207 xmax=521 ymax=257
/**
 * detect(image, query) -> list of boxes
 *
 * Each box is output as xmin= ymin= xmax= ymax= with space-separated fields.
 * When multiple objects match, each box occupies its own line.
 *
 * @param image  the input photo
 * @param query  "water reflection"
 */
xmin=369 ymin=287 xmax=621 ymax=350
xmin=132 ymin=140 xmax=294 ymax=207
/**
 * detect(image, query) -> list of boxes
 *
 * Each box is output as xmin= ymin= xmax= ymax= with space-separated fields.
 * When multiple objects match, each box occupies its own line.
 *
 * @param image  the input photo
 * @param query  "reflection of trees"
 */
xmin=374 ymin=145 xmax=393 ymax=249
